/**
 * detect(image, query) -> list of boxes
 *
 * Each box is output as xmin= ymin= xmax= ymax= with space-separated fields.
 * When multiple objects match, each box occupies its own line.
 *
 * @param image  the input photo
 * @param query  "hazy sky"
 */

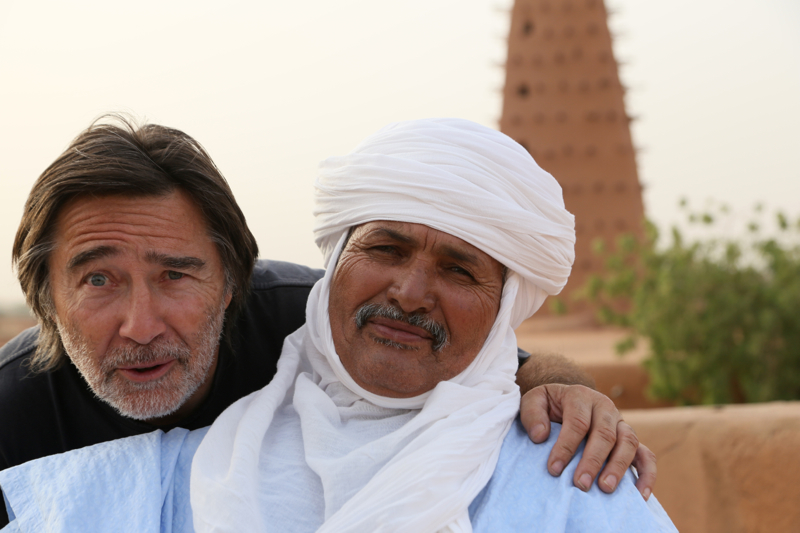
xmin=0 ymin=0 xmax=798 ymax=306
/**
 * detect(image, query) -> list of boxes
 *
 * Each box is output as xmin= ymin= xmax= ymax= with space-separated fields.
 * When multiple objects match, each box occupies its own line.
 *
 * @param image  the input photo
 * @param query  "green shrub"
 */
xmin=583 ymin=203 xmax=800 ymax=405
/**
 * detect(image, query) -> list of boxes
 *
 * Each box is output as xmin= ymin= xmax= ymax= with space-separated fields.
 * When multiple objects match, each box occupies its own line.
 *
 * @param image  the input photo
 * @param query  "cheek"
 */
xmin=58 ymin=309 xmax=113 ymax=366
xmin=330 ymin=260 xmax=385 ymax=313
xmin=327 ymin=278 xmax=349 ymax=329
xmin=447 ymin=292 xmax=502 ymax=344
xmin=52 ymin=285 xmax=96 ymax=332
xmin=162 ymin=294 xmax=220 ymax=334
xmin=67 ymin=309 xmax=115 ymax=346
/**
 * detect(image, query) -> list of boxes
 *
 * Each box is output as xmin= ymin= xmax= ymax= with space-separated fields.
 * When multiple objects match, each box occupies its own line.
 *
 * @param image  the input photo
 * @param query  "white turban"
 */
xmin=191 ymin=119 xmax=575 ymax=533
xmin=314 ymin=117 xmax=575 ymax=327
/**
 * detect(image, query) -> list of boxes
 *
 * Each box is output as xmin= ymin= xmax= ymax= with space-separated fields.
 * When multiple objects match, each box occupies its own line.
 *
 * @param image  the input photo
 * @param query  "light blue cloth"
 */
xmin=0 ymin=427 xmax=207 ymax=533
xmin=468 ymin=419 xmax=677 ymax=532
xmin=0 ymin=421 xmax=676 ymax=532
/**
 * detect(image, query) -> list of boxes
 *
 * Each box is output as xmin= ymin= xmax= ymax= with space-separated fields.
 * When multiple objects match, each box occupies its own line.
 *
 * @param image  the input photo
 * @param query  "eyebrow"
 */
xmin=145 ymin=251 xmax=206 ymax=271
xmin=369 ymin=227 xmax=484 ymax=268
xmin=65 ymin=246 xmax=206 ymax=273
xmin=370 ymin=227 xmax=417 ymax=245
xmin=67 ymin=246 xmax=120 ymax=271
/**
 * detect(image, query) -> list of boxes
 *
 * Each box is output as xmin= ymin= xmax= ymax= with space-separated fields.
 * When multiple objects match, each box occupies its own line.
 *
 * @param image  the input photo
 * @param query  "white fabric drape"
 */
xmin=190 ymin=118 xmax=575 ymax=532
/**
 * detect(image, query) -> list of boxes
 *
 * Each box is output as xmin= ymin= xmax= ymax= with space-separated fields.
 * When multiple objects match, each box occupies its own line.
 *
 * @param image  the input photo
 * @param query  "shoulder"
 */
xmin=0 ymin=327 xmax=44 ymax=445
xmin=0 ymin=327 xmax=57 ymax=472
xmin=234 ymin=259 xmax=324 ymax=347
xmin=250 ymin=259 xmax=324 ymax=291
xmin=0 ymin=431 xmax=167 ymax=529
xmin=0 ymin=326 xmax=39 ymax=371
xmin=0 ymin=427 xmax=204 ymax=532
xmin=233 ymin=259 xmax=323 ymax=344
xmin=233 ymin=259 xmax=323 ymax=346
xmin=469 ymin=419 xmax=677 ymax=533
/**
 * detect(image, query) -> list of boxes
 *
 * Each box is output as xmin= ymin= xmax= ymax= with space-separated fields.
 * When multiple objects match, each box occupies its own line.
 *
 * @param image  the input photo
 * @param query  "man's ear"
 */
xmin=223 ymin=290 xmax=233 ymax=310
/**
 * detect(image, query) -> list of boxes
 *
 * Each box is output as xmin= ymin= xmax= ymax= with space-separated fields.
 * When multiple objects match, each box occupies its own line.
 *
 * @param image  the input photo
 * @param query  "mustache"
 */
xmin=354 ymin=303 xmax=449 ymax=352
xmin=100 ymin=341 xmax=192 ymax=373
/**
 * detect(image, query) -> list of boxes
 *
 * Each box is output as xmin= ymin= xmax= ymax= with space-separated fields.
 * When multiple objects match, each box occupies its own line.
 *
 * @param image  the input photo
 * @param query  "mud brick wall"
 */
xmin=624 ymin=402 xmax=800 ymax=533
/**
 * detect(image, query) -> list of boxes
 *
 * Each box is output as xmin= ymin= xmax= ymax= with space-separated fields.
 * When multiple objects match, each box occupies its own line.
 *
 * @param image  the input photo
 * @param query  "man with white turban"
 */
xmin=0 ymin=119 xmax=674 ymax=532
xmin=187 ymin=118 xmax=675 ymax=531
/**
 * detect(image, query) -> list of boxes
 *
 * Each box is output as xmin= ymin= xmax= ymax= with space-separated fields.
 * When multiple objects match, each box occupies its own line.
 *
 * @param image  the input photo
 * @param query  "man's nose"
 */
xmin=386 ymin=261 xmax=437 ymax=314
xmin=118 ymin=284 xmax=167 ymax=345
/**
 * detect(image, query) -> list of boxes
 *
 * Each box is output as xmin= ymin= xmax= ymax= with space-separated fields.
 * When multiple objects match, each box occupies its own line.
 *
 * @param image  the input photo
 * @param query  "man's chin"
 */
xmin=371 ymin=335 xmax=421 ymax=352
xmin=97 ymin=375 xmax=197 ymax=422
xmin=350 ymin=357 xmax=435 ymax=398
xmin=102 ymin=392 xmax=186 ymax=421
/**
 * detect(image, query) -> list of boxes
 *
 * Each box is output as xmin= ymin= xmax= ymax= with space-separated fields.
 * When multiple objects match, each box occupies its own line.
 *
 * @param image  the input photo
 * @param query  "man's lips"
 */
xmin=368 ymin=317 xmax=433 ymax=345
xmin=116 ymin=359 xmax=176 ymax=383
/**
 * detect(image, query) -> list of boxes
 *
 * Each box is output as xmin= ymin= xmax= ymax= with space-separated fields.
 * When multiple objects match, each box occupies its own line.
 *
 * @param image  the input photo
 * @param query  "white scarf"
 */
xmin=190 ymin=118 xmax=575 ymax=532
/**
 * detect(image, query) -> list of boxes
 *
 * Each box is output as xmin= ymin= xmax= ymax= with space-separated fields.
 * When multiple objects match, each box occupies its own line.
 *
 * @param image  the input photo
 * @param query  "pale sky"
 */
xmin=0 ymin=0 xmax=798 ymax=307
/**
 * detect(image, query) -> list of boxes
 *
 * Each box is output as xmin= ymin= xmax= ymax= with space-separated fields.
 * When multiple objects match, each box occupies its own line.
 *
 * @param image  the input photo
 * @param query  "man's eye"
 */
xmin=372 ymin=246 xmax=398 ymax=255
xmin=450 ymin=266 xmax=474 ymax=279
xmin=167 ymin=271 xmax=184 ymax=280
xmin=89 ymin=274 xmax=107 ymax=287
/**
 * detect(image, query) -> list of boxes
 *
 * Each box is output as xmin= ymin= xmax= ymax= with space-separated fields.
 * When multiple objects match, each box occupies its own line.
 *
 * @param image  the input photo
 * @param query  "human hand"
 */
xmin=519 ymin=383 xmax=656 ymax=500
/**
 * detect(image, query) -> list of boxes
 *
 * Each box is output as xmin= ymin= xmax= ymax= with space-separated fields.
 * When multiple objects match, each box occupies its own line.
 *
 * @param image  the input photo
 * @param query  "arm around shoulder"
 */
xmin=516 ymin=352 xmax=595 ymax=395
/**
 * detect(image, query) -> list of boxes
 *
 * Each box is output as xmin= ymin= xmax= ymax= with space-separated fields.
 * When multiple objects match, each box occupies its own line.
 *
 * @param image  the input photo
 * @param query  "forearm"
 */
xmin=515 ymin=353 xmax=595 ymax=395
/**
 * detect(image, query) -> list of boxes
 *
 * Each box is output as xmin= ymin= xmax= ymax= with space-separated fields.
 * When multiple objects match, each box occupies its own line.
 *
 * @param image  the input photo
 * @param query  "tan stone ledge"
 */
xmin=623 ymin=402 xmax=800 ymax=533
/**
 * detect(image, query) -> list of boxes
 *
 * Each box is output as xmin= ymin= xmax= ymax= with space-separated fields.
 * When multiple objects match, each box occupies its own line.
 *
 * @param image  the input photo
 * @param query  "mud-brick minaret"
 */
xmin=500 ymin=0 xmax=645 ymax=314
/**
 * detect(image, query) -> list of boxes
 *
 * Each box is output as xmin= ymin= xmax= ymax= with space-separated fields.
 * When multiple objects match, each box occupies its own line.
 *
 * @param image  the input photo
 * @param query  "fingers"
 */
xmin=522 ymin=383 xmax=656 ymax=497
xmin=570 ymin=397 xmax=621 ymax=491
xmin=594 ymin=421 xmax=639 ymax=494
xmin=545 ymin=385 xmax=598 ymax=478
xmin=519 ymin=386 xmax=554 ymax=444
xmin=631 ymin=443 xmax=657 ymax=501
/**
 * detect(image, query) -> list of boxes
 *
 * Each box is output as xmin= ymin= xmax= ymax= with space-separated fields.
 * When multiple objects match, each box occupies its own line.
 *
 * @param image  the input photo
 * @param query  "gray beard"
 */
xmin=58 ymin=301 xmax=225 ymax=421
